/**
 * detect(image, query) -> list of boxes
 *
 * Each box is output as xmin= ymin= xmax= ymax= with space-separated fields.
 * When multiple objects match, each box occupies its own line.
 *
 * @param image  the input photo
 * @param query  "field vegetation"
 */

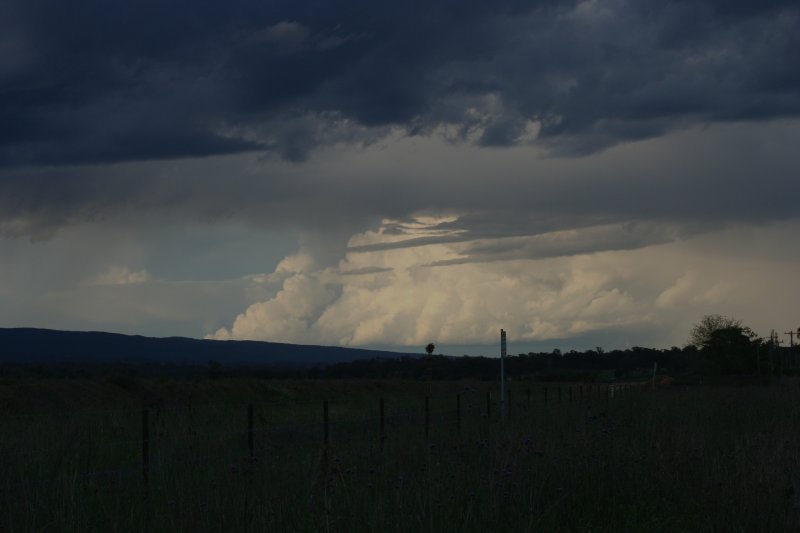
xmin=2 ymin=375 xmax=800 ymax=532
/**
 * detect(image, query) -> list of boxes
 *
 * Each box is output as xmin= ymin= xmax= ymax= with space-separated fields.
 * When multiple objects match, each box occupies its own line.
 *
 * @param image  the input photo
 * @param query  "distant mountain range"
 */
xmin=0 ymin=328 xmax=420 ymax=366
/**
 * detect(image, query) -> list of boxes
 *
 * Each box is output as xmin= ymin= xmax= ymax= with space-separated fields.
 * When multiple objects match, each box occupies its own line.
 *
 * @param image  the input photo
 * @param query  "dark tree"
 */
xmin=425 ymin=343 xmax=435 ymax=356
xmin=689 ymin=314 xmax=748 ymax=348
xmin=689 ymin=315 xmax=761 ymax=375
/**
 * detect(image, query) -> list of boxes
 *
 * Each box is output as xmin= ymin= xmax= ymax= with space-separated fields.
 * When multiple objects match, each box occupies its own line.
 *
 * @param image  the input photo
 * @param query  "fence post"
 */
xmin=248 ymin=403 xmax=254 ymax=460
xmin=425 ymin=396 xmax=430 ymax=442
xmin=323 ymin=400 xmax=329 ymax=446
xmin=142 ymin=408 xmax=149 ymax=499
xmin=380 ymin=397 xmax=385 ymax=446
xmin=456 ymin=393 xmax=461 ymax=435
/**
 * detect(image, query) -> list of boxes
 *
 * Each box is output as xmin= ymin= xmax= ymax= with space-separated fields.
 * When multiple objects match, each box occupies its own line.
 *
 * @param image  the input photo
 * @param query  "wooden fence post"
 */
xmin=323 ymin=400 xmax=329 ymax=445
xmin=380 ymin=397 xmax=385 ymax=446
xmin=456 ymin=393 xmax=461 ymax=435
xmin=425 ymin=396 xmax=430 ymax=442
xmin=142 ymin=408 xmax=149 ymax=499
xmin=248 ymin=403 xmax=254 ymax=460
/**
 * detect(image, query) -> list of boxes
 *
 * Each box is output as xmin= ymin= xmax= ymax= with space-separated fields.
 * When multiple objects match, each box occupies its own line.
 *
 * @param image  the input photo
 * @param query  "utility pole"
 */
xmin=773 ymin=339 xmax=783 ymax=379
xmin=769 ymin=330 xmax=779 ymax=379
xmin=500 ymin=329 xmax=506 ymax=420
xmin=786 ymin=330 xmax=796 ymax=348
xmin=787 ymin=329 xmax=800 ymax=373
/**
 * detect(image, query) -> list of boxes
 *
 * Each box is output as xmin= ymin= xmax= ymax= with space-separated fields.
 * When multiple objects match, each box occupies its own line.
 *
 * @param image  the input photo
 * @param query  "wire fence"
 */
xmin=0 ymin=382 xmax=652 ymax=495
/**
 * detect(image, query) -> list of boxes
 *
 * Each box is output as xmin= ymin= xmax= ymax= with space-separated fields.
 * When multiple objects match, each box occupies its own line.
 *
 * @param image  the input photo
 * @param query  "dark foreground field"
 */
xmin=1 ymin=377 xmax=799 ymax=532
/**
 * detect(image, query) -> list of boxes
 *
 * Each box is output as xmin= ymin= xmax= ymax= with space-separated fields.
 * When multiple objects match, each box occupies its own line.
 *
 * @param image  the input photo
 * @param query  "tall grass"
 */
xmin=1 ymin=380 xmax=799 ymax=531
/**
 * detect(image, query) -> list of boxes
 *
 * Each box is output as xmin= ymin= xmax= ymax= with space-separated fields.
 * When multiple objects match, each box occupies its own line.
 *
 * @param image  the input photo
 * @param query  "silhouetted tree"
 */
xmin=703 ymin=327 xmax=760 ymax=375
xmin=689 ymin=315 xmax=761 ymax=375
xmin=425 ymin=343 xmax=435 ymax=356
xmin=689 ymin=314 xmax=749 ymax=348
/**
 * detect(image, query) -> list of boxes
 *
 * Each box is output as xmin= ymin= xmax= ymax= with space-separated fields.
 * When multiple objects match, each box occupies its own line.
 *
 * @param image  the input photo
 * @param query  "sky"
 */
xmin=1 ymin=0 xmax=799 ymax=356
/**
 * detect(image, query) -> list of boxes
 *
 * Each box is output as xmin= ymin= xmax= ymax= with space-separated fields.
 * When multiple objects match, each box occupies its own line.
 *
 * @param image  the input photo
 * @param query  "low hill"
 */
xmin=0 ymin=328 xmax=418 ymax=367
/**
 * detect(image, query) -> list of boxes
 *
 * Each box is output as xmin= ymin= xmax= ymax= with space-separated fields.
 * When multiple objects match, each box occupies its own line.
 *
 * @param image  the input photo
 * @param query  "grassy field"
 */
xmin=1 ymin=377 xmax=799 ymax=532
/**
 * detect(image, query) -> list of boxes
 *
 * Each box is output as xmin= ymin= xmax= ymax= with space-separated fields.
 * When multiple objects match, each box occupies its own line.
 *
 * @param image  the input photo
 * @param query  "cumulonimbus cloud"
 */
xmin=210 ymin=217 xmax=800 ymax=348
xmin=206 ymin=216 xmax=733 ymax=346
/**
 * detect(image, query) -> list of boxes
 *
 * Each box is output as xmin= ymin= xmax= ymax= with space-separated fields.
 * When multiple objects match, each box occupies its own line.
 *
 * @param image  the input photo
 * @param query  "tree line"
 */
xmin=1 ymin=315 xmax=795 ymax=383
xmin=310 ymin=314 xmax=798 ymax=382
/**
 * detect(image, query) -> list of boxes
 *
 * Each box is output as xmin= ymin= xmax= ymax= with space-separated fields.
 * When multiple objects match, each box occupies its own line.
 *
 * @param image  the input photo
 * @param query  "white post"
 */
xmin=500 ymin=329 xmax=506 ymax=419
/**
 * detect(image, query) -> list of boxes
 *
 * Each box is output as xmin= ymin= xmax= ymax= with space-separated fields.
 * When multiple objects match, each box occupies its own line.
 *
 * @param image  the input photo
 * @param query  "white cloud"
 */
xmin=212 ymin=273 xmax=337 ymax=342
xmin=275 ymin=252 xmax=316 ymax=274
xmin=211 ymin=217 xmax=800 ymax=348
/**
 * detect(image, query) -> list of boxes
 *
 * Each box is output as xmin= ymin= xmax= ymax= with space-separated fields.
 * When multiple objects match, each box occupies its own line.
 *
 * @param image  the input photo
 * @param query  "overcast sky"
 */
xmin=1 ymin=0 xmax=799 ymax=355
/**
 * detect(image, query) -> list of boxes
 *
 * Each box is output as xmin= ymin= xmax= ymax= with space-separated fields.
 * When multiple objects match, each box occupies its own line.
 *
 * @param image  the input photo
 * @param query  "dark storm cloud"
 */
xmin=3 ymin=116 xmax=799 ymax=241
xmin=1 ymin=0 xmax=798 ymax=166
xmin=339 ymin=266 xmax=394 ymax=276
